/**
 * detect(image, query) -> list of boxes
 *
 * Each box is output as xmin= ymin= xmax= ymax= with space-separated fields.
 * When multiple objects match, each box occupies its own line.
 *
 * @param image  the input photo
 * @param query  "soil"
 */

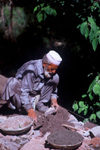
xmin=35 ymin=106 xmax=74 ymax=135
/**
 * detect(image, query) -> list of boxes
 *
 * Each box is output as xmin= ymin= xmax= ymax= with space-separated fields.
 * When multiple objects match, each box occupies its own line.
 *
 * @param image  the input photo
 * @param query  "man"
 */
xmin=0 ymin=50 xmax=62 ymax=121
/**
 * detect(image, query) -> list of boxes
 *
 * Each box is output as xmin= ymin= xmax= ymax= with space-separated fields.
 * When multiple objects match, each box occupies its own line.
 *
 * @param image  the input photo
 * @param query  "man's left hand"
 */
xmin=51 ymin=98 xmax=59 ymax=111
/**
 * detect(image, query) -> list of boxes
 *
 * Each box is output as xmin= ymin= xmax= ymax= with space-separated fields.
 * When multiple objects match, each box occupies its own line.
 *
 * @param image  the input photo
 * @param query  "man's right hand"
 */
xmin=27 ymin=109 xmax=37 ymax=122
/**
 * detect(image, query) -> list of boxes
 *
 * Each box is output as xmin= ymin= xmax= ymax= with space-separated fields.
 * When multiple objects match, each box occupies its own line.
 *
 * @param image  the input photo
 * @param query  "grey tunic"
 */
xmin=2 ymin=59 xmax=59 ymax=111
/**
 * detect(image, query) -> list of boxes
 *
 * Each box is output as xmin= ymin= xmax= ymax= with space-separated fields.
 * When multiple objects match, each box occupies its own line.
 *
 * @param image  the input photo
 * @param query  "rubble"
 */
xmin=0 ymin=106 xmax=99 ymax=150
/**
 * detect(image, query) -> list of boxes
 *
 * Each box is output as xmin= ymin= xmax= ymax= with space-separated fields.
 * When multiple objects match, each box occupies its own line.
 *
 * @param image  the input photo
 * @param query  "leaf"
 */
xmin=89 ymin=114 xmax=96 ymax=122
xmin=77 ymin=24 xmax=80 ymax=29
xmin=95 ymin=30 xmax=100 ymax=38
xmin=79 ymin=101 xmax=85 ymax=107
xmin=96 ymin=111 xmax=100 ymax=119
xmin=88 ymin=93 xmax=93 ymax=101
xmin=90 ymin=0 xmax=93 ymax=3
xmin=78 ymin=107 xmax=84 ymax=114
xmin=93 ymin=2 xmax=100 ymax=9
xmin=80 ymin=21 xmax=88 ymax=38
xmin=36 ymin=12 xmax=43 ymax=22
xmin=72 ymin=103 xmax=78 ymax=111
xmin=88 ymin=77 xmax=96 ymax=93
xmin=89 ymin=29 xmax=95 ymax=42
xmin=99 ymin=36 xmax=100 ymax=44
xmin=84 ymin=26 xmax=89 ymax=39
xmin=40 ymin=3 xmax=45 ymax=8
xmin=92 ymin=38 xmax=98 ymax=51
xmin=83 ymin=118 xmax=89 ymax=123
xmin=95 ymin=102 xmax=100 ymax=107
xmin=93 ymin=83 xmax=100 ymax=96
xmin=82 ymin=94 xmax=87 ymax=98
xmin=33 ymin=6 xmax=38 ymax=12
xmin=43 ymin=6 xmax=57 ymax=16
xmin=88 ymin=17 xmax=96 ymax=30
xmin=95 ymin=75 xmax=100 ymax=81
xmin=84 ymin=108 xmax=88 ymax=115
xmin=43 ymin=13 xmax=47 ymax=21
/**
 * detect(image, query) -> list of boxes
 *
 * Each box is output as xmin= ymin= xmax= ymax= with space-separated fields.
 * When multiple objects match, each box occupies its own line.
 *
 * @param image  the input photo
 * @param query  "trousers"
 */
xmin=0 ymin=75 xmax=54 ymax=112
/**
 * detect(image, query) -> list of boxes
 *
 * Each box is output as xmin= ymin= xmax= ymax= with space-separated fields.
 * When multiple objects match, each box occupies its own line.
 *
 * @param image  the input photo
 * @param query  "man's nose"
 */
xmin=51 ymin=70 xmax=56 ymax=74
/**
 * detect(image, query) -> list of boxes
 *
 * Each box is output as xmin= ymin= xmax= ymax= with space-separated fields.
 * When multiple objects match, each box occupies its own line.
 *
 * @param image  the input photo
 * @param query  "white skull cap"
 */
xmin=46 ymin=50 xmax=62 ymax=66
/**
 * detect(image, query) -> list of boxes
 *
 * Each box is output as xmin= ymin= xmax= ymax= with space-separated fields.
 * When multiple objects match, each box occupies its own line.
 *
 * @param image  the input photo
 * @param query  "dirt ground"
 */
xmin=0 ymin=104 xmax=98 ymax=150
xmin=35 ymin=106 xmax=74 ymax=134
xmin=35 ymin=106 xmax=96 ymax=134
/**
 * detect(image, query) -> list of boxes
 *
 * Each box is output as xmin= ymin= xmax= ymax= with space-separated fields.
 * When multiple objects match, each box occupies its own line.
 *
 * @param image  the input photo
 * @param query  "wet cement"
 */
xmin=47 ymin=127 xmax=83 ymax=146
xmin=35 ymin=106 xmax=74 ymax=134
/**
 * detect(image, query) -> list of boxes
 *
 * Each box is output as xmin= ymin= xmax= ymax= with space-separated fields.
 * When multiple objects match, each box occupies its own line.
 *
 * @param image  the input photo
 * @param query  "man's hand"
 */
xmin=51 ymin=98 xmax=59 ymax=111
xmin=27 ymin=109 xmax=37 ymax=122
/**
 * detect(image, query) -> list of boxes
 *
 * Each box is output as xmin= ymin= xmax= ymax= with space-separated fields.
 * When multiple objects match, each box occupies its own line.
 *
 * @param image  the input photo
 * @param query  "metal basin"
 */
xmin=47 ymin=128 xmax=83 ymax=149
xmin=0 ymin=115 xmax=33 ymax=135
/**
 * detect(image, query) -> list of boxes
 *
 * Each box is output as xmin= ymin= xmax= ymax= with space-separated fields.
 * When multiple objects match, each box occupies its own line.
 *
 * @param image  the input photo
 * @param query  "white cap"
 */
xmin=46 ymin=50 xmax=62 ymax=66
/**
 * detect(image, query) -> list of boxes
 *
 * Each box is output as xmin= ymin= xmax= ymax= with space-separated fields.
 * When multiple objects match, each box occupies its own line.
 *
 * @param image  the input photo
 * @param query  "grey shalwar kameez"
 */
xmin=0 ymin=59 xmax=59 ymax=112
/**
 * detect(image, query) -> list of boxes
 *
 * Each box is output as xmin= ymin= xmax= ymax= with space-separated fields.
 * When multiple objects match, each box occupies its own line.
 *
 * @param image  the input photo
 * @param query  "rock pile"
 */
xmin=0 ymin=106 xmax=100 ymax=150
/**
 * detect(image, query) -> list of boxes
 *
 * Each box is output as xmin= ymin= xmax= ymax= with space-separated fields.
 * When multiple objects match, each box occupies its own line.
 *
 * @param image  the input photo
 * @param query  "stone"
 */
xmin=89 ymin=126 xmax=100 ymax=137
xmin=20 ymin=133 xmax=50 ymax=150
xmin=90 ymin=137 xmax=100 ymax=148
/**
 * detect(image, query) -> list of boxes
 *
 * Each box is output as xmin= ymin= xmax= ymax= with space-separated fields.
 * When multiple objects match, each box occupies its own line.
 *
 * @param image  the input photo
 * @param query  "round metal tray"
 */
xmin=47 ymin=129 xmax=83 ymax=150
xmin=0 ymin=115 xmax=33 ymax=135
xmin=47 ymin=139 xmax=82 ymax=149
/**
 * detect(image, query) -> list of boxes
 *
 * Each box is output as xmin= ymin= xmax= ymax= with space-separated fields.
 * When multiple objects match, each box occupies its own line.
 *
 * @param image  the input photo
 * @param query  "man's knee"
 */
xmin=0 ymin=75 xmax=8 ymax=97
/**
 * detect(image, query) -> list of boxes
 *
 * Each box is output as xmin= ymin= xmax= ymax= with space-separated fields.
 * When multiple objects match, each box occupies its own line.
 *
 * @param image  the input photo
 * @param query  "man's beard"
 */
xmin=43 ymin=68 xmax=54 ymax=78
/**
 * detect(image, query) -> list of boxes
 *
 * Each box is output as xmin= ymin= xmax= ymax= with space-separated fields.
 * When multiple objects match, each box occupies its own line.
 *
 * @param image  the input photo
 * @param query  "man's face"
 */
xmin=43 ymin=63 xmax=58 ymax=78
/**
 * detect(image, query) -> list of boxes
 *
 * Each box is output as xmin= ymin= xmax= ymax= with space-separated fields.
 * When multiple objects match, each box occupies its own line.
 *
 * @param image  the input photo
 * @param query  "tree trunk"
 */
xmin=1 ymin=6 xmax=5 ymax=29
xmin=9 ymin=0 xmax=13 ymax=39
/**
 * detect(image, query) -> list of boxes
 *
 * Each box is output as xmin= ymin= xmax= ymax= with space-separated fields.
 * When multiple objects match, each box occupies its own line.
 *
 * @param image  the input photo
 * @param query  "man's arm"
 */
xmin=51 ymin=74 xmax=59 ymax=110
xmin=20 ymin=72 xmax=37 ymax=121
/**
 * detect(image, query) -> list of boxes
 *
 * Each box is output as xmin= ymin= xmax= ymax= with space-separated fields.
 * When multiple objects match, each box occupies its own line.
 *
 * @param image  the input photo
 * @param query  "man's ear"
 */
xmin=43 ymin=63 xmax=46 ymax=68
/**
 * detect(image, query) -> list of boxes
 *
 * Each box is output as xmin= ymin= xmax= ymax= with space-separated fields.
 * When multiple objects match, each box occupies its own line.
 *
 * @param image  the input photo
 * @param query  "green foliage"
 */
xmin=89 ymin=113 xmax=96 ymax=122
xmin=72 ymin=102 xmax=78 ymax=111
xmin=33 ymin=3 xmax=57 ymax=23
xmin=76 ymin=1 xmax=100 ymax=51
xmin=0 ymin=5 xmax=10 ymax=29
xmin=12 ymin=7 xmax=27 ymax=37
xmin=73 ymin=101 xmax=88 ymax=116
xmin=73 ymin=73 xmax=100 ymax=123
xmin=93 ymin=82 xmax=100 ymax=96
xmin=78 ymin=21 xmax=89 ymax=39
xmin=78 ymin=17 xmax=100 ymax=51
xmin=96 ymin=111 xmax=100 ymax=119
xmin=0 ymin=5 xmax=27 ymax=38
xmin=90 ymin=1 xmax=100 ymax=13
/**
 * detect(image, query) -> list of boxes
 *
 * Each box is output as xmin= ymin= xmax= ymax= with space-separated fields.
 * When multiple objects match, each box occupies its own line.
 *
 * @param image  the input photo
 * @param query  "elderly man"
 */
xmin=0 ymin=50 xmax=62 ymax=121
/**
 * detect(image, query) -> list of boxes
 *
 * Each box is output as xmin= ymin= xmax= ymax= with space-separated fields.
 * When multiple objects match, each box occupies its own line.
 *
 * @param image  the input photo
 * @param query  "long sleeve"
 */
xmin=51 ymin=86 xmax=58 ymax=100
xmin=51 ymin=74 xmax=59 ymax=100
xmin=20 ymin=72 xmax=34 ymax=110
